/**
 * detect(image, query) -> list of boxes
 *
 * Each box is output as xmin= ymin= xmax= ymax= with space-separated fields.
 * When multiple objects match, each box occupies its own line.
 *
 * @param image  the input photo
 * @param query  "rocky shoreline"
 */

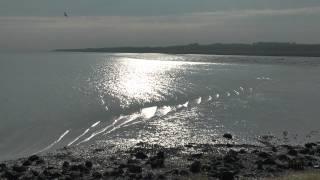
xmin=1 ymin=135 xmax=320 ymax=180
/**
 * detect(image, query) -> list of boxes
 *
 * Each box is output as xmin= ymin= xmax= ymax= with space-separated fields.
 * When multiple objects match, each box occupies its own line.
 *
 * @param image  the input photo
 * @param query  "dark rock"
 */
xmin=62 ymin=161 xmax=70 ymax=169
xmin=70 ymin=164 xmax=89 ymax=173
xmin=179 ymin=169 xmax=189 ymax=176
xmin=22 ymin=160 xmax=32 ymax=166
xmin=289 ymin=159 xmax=304 ymax=170
xmin=263 ymin=158 xmax=276 ymax=165
xmin=258 ymin=151 xmax=272 ymax=158
xmin=220 ymin=171 xmax=234 ymax=180
xmin=92 ymin=171 xmax=102 ymax=179
xmin=299 ymin=148 xmax=310 ymax=155
xmin=135 ymin=151 xmax=148 ymax=159
xmin=275 ymin=160 xmax=289 ymax=169
xmin=167 ymin=169 xmax=179 ymax=175
xmin=266 ymin=167 xmax=276 ymax=173
xmin=157 ymin=174 xmax=166 ymax=180
xmin=31 ymin=170 xmax=39 ymax=176
xmin=191 ymin=153 xmax=203 ymax=159
xmin=2 ymin=170 xmax=21 ymax=179
xmin=104 ymin=168 xmax=123 ymax=177
xmin=185 ymin=144 xmax=193 ymax=148
xmin=305 ymin=143 xmax=317 ymax=149
xmin=190 ymin=161 xmax=201 ymax=173
xmin=256 ymin=160 xmax=263 ymax=170
xmin=127 ymin=159 xmax=140 ymax=164
xmin=36 ymin=159 xmax=45 ymax=165
xmin=150 ymin=159 xmax=164 ymax=169
xmin=157 ymin=151 xmax=165 ymax=159
xmin=12 ymin=165 xmax=27 ymax=172
xmin=128 ymin=164 xmax=142 ymax=173
xmin=277 ymin=154 xmax=290 ymax=161
xmin=0 ymin=163 xmax=7 ymax=171
xmin=223 ymin=133 xmax=233 ymax=139
xmin=143 ymin=172 xmax=154 ymax=179
xmin=43 ymin=169 xmax=62 ymax=178
xmin=70 ymin=171 xmax=82 ymax=178
xmin=271 ymin=146 xmax=278 ymax=152
xmin=85 ymin=161 xmax=93 ymax=169
xmin=149 ymin=153 xmax=165 ymax=169
xmin=202 ymin=165 xmax=211 ymax=172
xmin=28 ymin=155 xmax=40 ymax=162
xmin=288 ymin=149 xmax=298 ymax=156
xmin=224 ymin=154 xmax=238 ymax=163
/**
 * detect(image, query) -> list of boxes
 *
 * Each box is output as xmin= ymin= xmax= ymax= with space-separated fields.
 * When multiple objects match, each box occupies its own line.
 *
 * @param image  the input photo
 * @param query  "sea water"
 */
xmin=1 ymin=52 xmax=320 ymax=160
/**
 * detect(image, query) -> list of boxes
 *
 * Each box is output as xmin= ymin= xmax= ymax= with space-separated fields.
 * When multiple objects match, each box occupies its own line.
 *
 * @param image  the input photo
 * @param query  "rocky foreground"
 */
xmin=1 ymin=135 xmax=320 ymax=180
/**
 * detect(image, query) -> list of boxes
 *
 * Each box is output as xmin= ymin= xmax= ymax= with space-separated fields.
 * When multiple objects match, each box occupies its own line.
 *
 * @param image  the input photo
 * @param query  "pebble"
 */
xmin=223 ymin=133 xmax=233 ymax=139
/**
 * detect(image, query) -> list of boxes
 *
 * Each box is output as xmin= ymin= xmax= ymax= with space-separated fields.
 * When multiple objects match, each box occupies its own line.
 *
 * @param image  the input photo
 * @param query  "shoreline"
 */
xmin=1 ymin=135 xmax=320 ymax=179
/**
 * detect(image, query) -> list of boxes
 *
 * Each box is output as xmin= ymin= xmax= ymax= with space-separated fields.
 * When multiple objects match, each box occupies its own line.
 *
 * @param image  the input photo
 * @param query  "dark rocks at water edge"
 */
xmin=1 ymin=142 xmax=320 ymax=179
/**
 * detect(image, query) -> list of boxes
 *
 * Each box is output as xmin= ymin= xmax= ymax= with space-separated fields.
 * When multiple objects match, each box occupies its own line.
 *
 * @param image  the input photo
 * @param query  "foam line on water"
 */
xmin=37 ymin=130 xmax=70 ymax=153
xmin=78 ymin=124 xmax=113 ymax=144
xmin=156 ymin=106 xmax=172 ymax=116
xmin=141 ymin=106 xmax=157 ymax=119
xmin=195 ymin=97 xmax=202 ymax=104
xmin=91 ymin=121 xmax=101 ymax=128
xmin=68 ymin=128 xmax=90 ymax=146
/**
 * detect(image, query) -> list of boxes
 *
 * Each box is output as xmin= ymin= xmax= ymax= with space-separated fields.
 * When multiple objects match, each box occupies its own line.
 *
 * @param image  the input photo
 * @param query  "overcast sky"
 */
xmin=1 ymin=0 xmax=320 ymax=50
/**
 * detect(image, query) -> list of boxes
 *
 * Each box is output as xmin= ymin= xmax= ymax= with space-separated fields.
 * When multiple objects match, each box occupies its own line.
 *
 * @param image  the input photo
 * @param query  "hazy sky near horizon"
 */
xmin=1 ymin=0 xmax=320 ymax=50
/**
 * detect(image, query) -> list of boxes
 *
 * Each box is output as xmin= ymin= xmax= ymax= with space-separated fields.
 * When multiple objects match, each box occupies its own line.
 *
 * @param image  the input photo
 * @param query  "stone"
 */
xmin=224 ymin=154 xmax=238 ymax=163
xmin=150 ymin=158 xmax=164 ymax=169
xmin=179 ymin=169 xmax=189 ymax=176
xmin=143 ymin=172 xmax=154 ymax=179
xmin=263 ymin=158 xmax=276 ymax=165
xmin=2 ymin=170 xmax=21 ymax=179
xmin=28 ymin=155 xmax=40 ymax=162
xmin=191 ymin=153 xmax=203 ymax=159
xmin=258 ymin=152 xmax=271 ymax=158
xmin=135 ymin=151 xmax=148 ymax=159
xmin=277 ymin=154 xmax=290 ymax=161
xmin=239 ymin=149 xmax=247 ymax=154
xmin=190 ymin=161 xmax=201 ymax=173
xmin=220 ymin=171 xmax=234 ymax=180
xmin=23 ymin=160 xmax=32 ymax=166
xmin=62 ymin=161 xmax=70 ymax=169
xmin=12 ymin=165 xmax=27 ymax=172
xmin=288 ymin=149 xmax=298 ymax=156
xmin=36 ymin=159 xmax=45 ymax=165
xmin=92 ymin=172 xmax=102 ymax=179
xmin=256 ymin=160 xmax=263 ymax=170
xmin=128 ymin=164 xmax=142 ymax=173
xmin=43 ymin=169 xmax=62 ymax=178
xmin=305 ymin=143 xmax=317 ymax=149
xmin=104 ymin=168 xmax=123 ymax=177
xmin=223 ymin=133 xmax=233 ymax=139
xmin=271 ymin=146 xmax=278 ymax=152
xmin=157 ymin=151 xmax=165 ymax=159
xmin=85 ymin=161 xmax=93 ymax=169
xmin=0 ymin=163 xmax=7 ymax=171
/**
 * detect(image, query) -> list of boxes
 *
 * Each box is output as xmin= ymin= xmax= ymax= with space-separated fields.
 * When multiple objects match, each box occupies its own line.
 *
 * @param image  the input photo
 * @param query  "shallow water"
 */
xmin=1 ymin=52 xmax=320 ymax=161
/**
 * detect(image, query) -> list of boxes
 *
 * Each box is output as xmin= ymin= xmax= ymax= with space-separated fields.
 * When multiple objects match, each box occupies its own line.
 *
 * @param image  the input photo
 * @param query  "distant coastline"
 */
xmin=55 ymin=42 xmax=320 ymax=57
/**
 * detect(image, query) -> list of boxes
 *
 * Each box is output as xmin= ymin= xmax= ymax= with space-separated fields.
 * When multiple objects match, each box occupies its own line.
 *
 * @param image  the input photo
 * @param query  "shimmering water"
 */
xmin=1 ymin=52 xmax=320 ymax=160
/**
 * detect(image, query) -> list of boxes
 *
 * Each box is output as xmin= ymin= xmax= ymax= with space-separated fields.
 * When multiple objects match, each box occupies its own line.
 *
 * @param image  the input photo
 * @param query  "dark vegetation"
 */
xmin=56 ymin=42 xmax=320 ymax=57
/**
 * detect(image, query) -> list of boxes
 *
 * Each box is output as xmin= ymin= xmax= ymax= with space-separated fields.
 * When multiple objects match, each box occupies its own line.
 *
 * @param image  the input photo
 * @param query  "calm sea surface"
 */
xmin=1 ymin=52 xmax=320 ymax=160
